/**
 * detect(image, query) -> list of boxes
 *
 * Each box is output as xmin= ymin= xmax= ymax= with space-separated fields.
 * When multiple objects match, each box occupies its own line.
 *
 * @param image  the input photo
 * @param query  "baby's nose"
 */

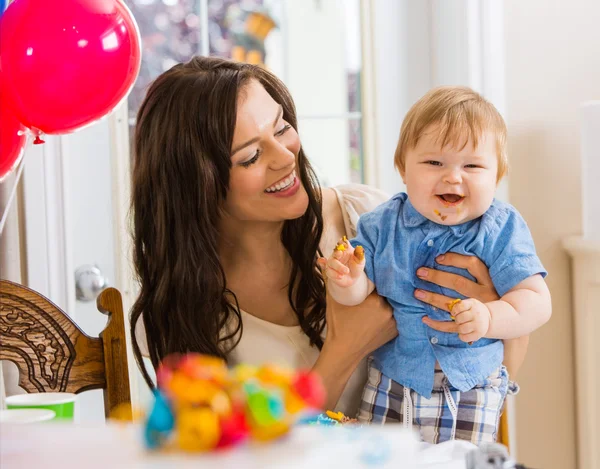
xmin=443 ymin=168 xmax=462 ymax=183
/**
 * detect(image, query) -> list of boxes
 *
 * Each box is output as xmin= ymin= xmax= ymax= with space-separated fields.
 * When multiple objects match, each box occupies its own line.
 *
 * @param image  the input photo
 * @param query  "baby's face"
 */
xmin=401 ymin=126 xmax=499 ymax=225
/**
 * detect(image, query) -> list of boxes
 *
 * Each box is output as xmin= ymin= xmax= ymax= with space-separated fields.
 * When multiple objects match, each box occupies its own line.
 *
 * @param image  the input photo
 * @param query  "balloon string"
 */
xmin=0 ymin=157 xmax=26 ymax=236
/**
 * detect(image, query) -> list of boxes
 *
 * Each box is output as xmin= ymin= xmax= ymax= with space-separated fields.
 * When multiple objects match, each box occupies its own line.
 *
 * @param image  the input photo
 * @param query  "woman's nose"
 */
xmin=268 ymin=140 xmax=295 ymax=170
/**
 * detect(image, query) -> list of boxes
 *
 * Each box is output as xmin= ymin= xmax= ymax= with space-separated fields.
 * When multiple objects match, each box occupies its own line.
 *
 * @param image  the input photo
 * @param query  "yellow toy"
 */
xmin=448 ymin=298 xmax=461 ymax=320
xmin=145 ymin=354 xmax=326 ymax=452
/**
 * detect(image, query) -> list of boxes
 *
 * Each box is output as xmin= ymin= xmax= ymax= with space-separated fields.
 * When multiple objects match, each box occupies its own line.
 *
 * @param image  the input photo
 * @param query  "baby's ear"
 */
xmin=399 ymin=168 xmax=406 ymax=184
xmin=396 ymin=160 xmax=406 ymax=183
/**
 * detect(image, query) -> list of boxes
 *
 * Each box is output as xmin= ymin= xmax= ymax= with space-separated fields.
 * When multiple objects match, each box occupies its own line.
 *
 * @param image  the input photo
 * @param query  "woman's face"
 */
xmin=223 ymin=80 xmax=309 ymax=223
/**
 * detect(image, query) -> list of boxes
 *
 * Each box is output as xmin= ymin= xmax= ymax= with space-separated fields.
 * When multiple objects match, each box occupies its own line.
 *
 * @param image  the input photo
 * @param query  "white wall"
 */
xmin=278 ymin=0 xmax=351 ymax=187
xmin=371 ymin=0 xmax=508 ymax=200
xmin=504 ymin=1 xmax=600 ymax=468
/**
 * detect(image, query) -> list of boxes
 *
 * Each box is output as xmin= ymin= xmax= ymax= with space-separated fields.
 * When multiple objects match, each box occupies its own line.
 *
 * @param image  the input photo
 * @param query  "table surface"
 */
xmin=0 ymin=422 xmax=476 ymax=469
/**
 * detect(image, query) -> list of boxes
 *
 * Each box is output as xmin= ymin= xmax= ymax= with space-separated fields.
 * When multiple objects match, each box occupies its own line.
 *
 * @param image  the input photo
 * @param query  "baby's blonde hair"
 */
xmin=394 ymin=86 xmax=507 ymax=182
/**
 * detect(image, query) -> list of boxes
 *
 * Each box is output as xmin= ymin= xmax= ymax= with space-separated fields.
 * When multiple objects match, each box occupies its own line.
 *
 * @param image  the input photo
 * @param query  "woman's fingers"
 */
xmin=421 ymin=317 xmax=458 ymax=333
xmin=435 ymin=253 xmax=492 ymax=284
xmin=414 ymin=289 xmax=455 ymax=312
xmin=433 ymin=253 xmax=499 ymax=302
xmin=416 ymin=267 xmax=480 ymax=298
xmin=422 ymin=317 xmax=477 ymax=344
xmin=417 ymin=267 xmax=498 ymax=302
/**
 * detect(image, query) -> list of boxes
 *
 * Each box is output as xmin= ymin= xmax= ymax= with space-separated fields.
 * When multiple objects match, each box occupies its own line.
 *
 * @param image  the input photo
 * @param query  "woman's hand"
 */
xmin=415 ymin=253 xmax=500 ymax=309
xmin=312 ymin=291 xmax=397 ymax=409
xmin=415 ymin=253 xmax=529 ymax=379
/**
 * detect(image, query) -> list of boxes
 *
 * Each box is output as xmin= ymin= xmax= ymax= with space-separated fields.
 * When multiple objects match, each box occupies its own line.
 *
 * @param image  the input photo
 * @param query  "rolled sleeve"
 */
xmin=486 ymin=209 xmax=547 ymax=297
xmin=492 ymin=255 xmax=547 ymax=296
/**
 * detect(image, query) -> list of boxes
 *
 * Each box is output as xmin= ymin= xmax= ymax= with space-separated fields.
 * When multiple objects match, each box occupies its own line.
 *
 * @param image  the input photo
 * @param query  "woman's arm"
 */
xmin=414 ymin=253 xmax=530 ymax=380
xmin=313 ymin=292 xmax=397 ymax=409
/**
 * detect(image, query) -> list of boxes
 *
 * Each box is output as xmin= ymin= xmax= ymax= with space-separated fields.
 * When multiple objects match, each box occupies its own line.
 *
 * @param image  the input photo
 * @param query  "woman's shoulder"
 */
xmin=324 ymin=184 xmax=391 ymax=237
xmin=332 ymin=184 xmax=391 ymax=214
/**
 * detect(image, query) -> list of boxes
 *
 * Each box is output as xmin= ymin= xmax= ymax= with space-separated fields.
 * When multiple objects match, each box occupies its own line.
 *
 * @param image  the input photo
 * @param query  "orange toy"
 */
xmin=145 ymin=354 xmax=326 ymax=452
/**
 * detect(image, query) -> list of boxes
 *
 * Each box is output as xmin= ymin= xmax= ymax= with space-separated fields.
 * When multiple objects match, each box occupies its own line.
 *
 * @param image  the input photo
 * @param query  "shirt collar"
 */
xmin=402 ymin=197 xmax=429 ymax=228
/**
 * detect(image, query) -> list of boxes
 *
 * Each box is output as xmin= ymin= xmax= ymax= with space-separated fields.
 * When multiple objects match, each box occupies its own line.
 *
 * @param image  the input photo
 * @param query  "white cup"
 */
xmin=0 ymin=408 xmax=56 ymax=424
xmin=5 ymin=392 xmax=76 ymax=420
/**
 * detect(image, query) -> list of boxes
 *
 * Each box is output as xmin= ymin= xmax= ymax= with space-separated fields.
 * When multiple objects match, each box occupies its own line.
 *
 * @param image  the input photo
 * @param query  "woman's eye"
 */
xmin=426 ymin=160 xmax=442 ymax=166
xmin=240 ymin=150 xmax=261 ymax=168
xmin=275 ymin=124 xmax=291 ymax=137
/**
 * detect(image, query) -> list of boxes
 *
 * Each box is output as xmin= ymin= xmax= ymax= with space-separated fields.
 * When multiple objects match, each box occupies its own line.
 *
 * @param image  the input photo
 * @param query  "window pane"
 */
xmin=349 ymin=118 xmax=364 ymax=184
xmin=127 ymin=0 xmax=203 ymax=126
xmin=298 ymin=118 xmax=350 ymax=188
xmin=344 ymin=0 xmax=362 ymax=114
xmin=125 ymin=0 xmax=366 ymax=184
xmin=275 ymin=0 xmax=364 ymax=184
xmin=208 ymin=1 xmax=273 ymax=61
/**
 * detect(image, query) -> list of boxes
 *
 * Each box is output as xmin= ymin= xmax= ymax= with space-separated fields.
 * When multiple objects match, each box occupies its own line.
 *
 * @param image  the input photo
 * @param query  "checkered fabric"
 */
xmin=357 ymin=361 xmax=509 ymax=445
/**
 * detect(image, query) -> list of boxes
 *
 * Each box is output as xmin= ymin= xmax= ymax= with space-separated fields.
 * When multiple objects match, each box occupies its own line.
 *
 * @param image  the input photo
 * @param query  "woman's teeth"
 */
xmin=266 ymin=171 xmax=296 ymax=193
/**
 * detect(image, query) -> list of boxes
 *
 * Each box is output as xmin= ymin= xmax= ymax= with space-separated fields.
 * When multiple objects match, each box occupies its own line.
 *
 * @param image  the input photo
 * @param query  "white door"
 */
xmin=19 ymin=104 xmax=139 ymax=423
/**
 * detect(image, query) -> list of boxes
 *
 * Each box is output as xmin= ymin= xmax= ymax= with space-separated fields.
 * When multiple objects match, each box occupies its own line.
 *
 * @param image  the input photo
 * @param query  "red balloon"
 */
xmin=0 ymin=87 xmax=27 ymax=181
xmin=0 ymin=0 xmax=141 ymax=135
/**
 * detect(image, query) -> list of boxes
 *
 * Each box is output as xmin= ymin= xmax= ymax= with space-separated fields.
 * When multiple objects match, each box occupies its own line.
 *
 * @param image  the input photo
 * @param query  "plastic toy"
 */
xmin=144 ymin=354 xmax=326 ymax=452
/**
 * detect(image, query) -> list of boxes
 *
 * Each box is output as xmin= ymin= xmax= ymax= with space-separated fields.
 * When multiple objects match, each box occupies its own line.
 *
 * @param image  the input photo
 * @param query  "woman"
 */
xmin=131 ymin=56 xmax=527 ymax=414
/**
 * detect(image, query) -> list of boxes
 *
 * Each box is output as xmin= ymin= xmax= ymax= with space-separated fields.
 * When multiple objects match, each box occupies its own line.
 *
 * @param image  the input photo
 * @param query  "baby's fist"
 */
xmin=450 ymin=298 xmax=491 ymax=344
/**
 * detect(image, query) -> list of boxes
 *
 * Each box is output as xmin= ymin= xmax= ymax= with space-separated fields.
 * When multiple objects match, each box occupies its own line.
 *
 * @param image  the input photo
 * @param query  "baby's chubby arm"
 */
xmin=319 ymin=237 xmax=375 ymax=306
xmin=450 ymin=274 xmax=551 ymax=343
xmin=485 ymin=274 xmax=551 ymax=339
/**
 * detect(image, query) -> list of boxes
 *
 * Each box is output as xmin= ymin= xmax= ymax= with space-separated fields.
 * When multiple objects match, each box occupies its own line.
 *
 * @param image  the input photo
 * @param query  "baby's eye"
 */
xmin=464 ymin=164 xmax=481 ymax=169
xmin=426 ymin=160 xmax=442 ymax=166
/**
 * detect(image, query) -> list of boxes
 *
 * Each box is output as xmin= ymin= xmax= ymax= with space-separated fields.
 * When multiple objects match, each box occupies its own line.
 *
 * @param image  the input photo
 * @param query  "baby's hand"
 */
xmin=321 ymin=236 xmax=366 ymax=288
xmin=449 ymin=298 xmax=491 ymax=344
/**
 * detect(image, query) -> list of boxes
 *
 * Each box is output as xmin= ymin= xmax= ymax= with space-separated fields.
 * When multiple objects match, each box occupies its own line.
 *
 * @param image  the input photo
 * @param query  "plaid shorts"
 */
xmin=358 ymin=360 xmax=509 ymax=445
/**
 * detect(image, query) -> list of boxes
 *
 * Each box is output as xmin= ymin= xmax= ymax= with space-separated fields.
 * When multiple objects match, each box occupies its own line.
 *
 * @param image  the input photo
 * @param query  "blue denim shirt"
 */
xmin=351 ymin=193 xmax=547 ymax=398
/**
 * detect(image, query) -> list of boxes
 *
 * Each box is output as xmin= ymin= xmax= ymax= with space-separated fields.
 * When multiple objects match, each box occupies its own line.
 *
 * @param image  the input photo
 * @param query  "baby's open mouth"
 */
xmin=436 ymin=194 xmax=465 ymax=206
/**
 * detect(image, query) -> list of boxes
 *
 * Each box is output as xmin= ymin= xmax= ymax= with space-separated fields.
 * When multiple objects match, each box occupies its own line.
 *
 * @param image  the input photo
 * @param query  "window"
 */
xmin=127 ymin=0 xmax=367 ymax=185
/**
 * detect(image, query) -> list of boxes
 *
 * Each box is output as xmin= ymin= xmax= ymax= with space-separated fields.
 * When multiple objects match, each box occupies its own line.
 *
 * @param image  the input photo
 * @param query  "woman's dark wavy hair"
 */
xmin=130 ymin=56 xmax=326 ymax=387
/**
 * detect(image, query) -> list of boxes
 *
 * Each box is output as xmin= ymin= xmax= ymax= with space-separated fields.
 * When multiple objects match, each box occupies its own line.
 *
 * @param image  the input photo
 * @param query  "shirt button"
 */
xmin=431 ymin=337 xmax=438 ymax=344
xmin=427 ymin=239 xmax=434 ymax=247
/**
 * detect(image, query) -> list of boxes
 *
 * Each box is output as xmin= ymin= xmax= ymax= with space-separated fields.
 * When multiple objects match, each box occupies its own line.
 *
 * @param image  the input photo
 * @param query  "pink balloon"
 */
xmin=0 ymin=0 xmax=141 ymax=135
xmin=0 ymin=83 xmax=27 ymax=181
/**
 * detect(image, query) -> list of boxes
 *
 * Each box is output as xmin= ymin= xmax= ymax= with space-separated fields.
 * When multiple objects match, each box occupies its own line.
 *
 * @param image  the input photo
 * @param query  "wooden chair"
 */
xmin=0 ymin=279 xmax=132 ymax=418
xmin=498 ymin=405 xmax=510 ymax=450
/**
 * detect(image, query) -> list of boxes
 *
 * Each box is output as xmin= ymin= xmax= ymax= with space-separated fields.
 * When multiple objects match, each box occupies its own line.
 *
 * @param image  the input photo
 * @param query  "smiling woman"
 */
xmin=130 ymin=57 xmax=329 ymax=387
xmin=224 ymin=82 xmax=308 ymax=222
